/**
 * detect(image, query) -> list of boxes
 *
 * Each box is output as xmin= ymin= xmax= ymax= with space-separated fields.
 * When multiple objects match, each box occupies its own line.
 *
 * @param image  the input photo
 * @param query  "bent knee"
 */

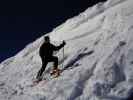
xmin=55 ymin=57 xmax=58 ymax=61
xmin=53 ymin=57 xmax=58 ymax=61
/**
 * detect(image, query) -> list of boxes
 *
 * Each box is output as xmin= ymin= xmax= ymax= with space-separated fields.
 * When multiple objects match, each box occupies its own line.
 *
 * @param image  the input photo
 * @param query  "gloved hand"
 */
xmin=62 ymin=40 xmax=66 ymax=45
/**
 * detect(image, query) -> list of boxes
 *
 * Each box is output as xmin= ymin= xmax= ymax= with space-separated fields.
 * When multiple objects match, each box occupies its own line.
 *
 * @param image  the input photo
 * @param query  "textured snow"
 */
xmin=0 ymin=0 xmax=133 ymax=100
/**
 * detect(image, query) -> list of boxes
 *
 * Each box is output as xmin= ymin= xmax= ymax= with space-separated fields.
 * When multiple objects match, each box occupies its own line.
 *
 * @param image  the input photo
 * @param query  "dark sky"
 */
xmin=0 ymin=0 xmax=106 ymax=62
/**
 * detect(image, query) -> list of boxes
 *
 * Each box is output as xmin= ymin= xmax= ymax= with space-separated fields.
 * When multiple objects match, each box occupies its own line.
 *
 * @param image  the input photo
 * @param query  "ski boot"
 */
xmin=50 ymin=68 xmax=61 ymax=77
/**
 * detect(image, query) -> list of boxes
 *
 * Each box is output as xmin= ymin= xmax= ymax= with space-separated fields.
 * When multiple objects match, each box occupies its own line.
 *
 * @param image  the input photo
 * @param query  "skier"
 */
xmin=36 ymin=36 xmax=66 ymax=81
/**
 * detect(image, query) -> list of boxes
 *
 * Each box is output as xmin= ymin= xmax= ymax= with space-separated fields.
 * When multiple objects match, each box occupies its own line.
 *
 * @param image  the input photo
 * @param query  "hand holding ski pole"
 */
xmin=62 ymin=40 xmax=66 ymax=45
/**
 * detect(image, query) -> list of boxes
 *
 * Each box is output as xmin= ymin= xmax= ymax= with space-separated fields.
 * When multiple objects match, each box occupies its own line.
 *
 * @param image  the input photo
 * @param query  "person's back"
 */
xmin=39 ymin=42 xmax=54 ymax=58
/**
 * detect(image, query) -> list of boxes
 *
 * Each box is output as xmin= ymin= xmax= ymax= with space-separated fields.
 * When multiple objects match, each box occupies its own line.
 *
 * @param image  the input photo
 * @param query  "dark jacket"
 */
xmin=39 ymin=42 xmax=65 ymax=58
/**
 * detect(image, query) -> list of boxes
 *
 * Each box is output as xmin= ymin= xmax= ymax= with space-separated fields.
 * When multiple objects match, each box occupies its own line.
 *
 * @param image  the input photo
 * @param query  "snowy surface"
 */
xmin=0 ymin=0 xmax=133 ymax=100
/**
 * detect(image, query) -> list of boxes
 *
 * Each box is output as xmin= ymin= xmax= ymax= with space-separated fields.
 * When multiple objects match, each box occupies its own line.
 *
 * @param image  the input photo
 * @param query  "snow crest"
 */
xmin=0 ymin=0 xmax=133 ymax=100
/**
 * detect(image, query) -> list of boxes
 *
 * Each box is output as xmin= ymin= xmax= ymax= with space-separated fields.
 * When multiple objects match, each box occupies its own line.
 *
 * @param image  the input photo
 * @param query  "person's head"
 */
xmin=44 ymin=36 xmax=50 ymax=43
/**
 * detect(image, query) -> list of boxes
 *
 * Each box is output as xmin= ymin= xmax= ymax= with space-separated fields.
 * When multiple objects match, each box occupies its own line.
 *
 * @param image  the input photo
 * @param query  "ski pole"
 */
xmin=62 ymin=46 xmax=64 ymax=68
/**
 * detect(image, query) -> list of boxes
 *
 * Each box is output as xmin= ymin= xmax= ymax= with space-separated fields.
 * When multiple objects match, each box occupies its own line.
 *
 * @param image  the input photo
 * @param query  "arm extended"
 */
xmin=52 ymin=41 xmax=66 ymax=51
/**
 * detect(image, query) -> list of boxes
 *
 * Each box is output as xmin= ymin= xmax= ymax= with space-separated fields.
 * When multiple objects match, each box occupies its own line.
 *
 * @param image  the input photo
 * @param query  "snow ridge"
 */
xmin=1 ymin=0 xmax=133 ymax=100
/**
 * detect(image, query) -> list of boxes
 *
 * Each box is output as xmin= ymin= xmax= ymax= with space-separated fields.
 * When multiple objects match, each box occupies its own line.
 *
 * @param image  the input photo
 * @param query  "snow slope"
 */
xmin=1 ymin=0 xmax=133 ymax=100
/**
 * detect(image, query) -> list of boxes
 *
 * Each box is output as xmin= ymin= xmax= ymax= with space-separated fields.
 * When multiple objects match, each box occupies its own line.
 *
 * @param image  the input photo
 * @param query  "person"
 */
xmin=36 ymin=36 xmax=66 ymax=81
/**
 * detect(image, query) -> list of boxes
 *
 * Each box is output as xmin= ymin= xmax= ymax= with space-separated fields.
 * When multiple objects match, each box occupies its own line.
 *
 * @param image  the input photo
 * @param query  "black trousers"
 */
xmin=36 ymin=56 xmax=58 ymax=79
